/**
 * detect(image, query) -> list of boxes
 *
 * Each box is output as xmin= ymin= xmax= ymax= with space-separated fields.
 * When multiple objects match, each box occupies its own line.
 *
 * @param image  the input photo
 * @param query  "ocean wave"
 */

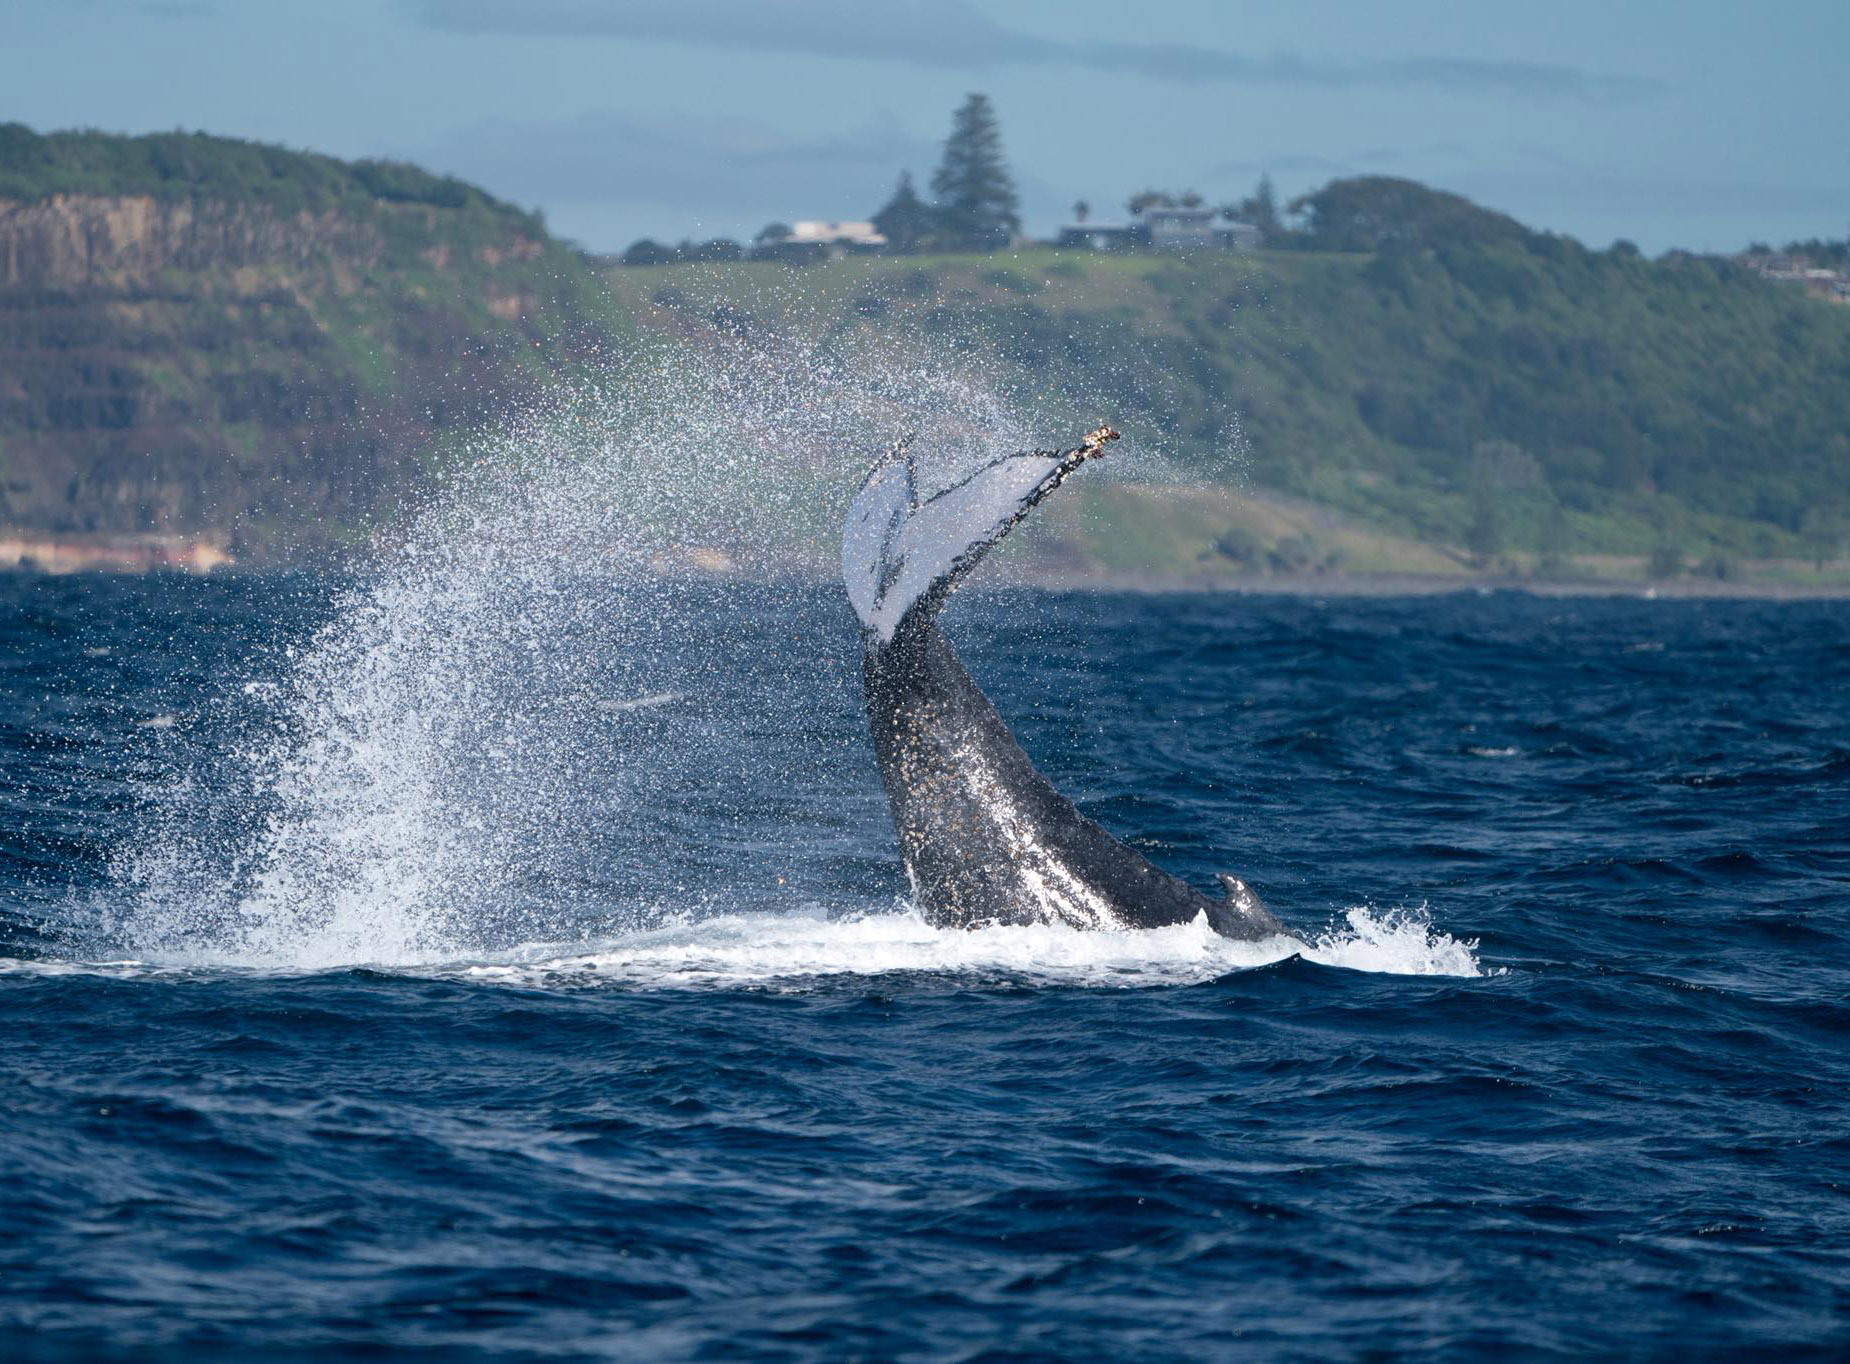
xmin=2 ymin=903 xmax=1486 ymax=988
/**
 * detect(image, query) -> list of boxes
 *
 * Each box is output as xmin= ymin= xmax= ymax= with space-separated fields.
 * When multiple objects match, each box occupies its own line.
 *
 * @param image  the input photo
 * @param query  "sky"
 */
xmin=7 ymin=0 xmax=1847 ymax=255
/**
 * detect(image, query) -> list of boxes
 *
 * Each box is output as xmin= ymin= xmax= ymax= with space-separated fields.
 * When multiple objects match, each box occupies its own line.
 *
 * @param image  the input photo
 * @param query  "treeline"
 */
xmin=7 ymin=119 xmax=1846 ymax=576
xmin=0 ymin=123 xmax=543 ymax=235
xmin=618 ymin=87 xmax=1566 ymax=268
xmin=621 ymin=93 xmax=1023 ymax=265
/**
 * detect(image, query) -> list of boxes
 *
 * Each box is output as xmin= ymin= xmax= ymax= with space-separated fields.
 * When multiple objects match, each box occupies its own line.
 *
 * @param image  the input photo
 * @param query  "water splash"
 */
xmin=1303 ymin=905 xmax=1490 ymax=977
xmin=107 ymin=330 xmax=1136 ymax=967
xmin=98 ymin=322 xmax=1395 ymax=978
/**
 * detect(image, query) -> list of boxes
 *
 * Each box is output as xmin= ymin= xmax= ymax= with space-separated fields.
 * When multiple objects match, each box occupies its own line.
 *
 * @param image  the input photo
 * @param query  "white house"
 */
xmin=1056 ymin=213 xmax=1261 ymax=254
xmin=789 ymin=221 xmax=887 ymax=247
xmin=1144 ymin=207 xmax=1216 ymax=250
xmin=1055 ymin=222 xmax=1136 ymax=250
xmin=1217 ymin=221 xmax=1262 ymax=252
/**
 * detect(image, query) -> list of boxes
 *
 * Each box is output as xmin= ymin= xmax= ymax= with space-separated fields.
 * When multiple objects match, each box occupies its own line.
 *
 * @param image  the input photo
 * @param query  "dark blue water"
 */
xmin=3 ymin=573 xmax=1847 ymax=1360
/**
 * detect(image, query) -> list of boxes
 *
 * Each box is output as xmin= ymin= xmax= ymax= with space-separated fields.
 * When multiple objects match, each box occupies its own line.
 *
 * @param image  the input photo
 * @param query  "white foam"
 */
xmin=455 ymin=907 xmax=1276 ymax=990
xmin=11 ymin=903 xmax=1482 ymax=987
xmin=1301 ymin=905 xmax=1490 ymax=978
xmin=457 ymin=905 xmax=1485 ymax=990
xmin=596 ymin=691 xmax=682 ymax=713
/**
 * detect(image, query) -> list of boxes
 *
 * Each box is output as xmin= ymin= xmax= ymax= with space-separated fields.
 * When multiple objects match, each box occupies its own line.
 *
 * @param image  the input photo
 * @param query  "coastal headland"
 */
xmin=3 ymin=125 xmax=1846 ymax=595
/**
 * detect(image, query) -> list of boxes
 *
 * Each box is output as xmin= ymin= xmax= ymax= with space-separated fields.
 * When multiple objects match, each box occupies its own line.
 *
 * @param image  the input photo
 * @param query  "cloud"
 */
xmin=1211 ymin=142 xmax=1476 ymax=180
xmin=412 ymin=108 xmax=936 ymax=225
xmin=1210 ymin=153 xmax=1365 ymax=180
xmin=417 ymin=0 xmax=1036 ymax=68
xmin=19 ymin=0 xmax=217 ymax=13
xmin=407 ymin=0 xmax=1660 ymax=100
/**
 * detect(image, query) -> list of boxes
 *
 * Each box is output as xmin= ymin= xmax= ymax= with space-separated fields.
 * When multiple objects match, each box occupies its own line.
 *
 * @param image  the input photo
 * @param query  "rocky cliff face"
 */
xmin=0 ymin=194 xmax=386 ymax=288
xmin=0 ymin=191 xmax=617 ymax=561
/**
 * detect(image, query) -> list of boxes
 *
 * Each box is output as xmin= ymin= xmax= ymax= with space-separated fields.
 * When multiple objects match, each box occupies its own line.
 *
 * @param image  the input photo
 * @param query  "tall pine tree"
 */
xmin=930 ymin=94 xmax=1020 ymax=250
xmin=871 ymin=172 xmax=935 ymax=253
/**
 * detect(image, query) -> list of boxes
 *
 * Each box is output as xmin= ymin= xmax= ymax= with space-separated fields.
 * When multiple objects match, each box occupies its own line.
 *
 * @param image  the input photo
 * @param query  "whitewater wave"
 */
xmin=7 ymin=903 xmax=1486 ymax=988
xmin=457 ymin=905 xmax=1487 ymax=990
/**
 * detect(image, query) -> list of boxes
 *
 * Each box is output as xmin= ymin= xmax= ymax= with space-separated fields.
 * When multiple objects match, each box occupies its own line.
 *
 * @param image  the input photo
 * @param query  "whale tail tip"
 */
xmin=841 ymin=424 xmax=1117 ymax=644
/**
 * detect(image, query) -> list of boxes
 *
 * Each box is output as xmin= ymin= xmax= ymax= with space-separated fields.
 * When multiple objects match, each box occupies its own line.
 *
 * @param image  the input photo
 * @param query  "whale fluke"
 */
xmin=845 ymin=426 xmax=1282 ymax=940
xmin=842 ymin=425 xmax=1118 ymax=645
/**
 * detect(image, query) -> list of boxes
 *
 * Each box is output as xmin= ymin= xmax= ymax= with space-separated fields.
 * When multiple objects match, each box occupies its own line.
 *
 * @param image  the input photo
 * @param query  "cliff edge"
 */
xmin=0 ymin=125 xmax=624 ymax=563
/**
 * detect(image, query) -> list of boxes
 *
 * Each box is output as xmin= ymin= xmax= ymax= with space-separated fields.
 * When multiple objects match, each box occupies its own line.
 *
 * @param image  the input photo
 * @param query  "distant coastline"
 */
xmin=4 ymin=126 xmax=1847 ymax=596
xmin=0 ymin=531 xmax=231 ymax=575
xmin=5 ymin=529 xmax=1843 ymax=601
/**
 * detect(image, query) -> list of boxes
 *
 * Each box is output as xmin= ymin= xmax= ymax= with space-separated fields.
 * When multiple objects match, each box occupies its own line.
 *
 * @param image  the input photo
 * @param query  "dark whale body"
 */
xmin=843 ymin=427 xmax=1282 ymax=940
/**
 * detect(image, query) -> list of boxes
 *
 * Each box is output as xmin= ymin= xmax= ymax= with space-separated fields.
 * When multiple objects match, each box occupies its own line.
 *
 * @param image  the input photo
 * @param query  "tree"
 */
xmin=1286 ymin=177 xmax=1533 ymax=253
xmin=871 ymin=172 xmax=935 ymax=253
xmin=1254 ymin=174 xmax=1279 ymax=232
xmin=1464 ymin=482 xmax=1503 ymax=566
xmin=1127 ymin=190 xmax=1176 ymax=216
xmin=755 ymin=222 xmax=792 ymax=245
xmin=930 ymin=94 xmax=1019 ymax=249
xmin=1072 ymin=199 xmax=1090 ymax=224
xmin=1801 ymin=506 xmax=1847 ymax=569
xmin=1223 ymin=175 xmax=1284 ymax=245
xmin=621 ymin=238 xmax=673 ymax=266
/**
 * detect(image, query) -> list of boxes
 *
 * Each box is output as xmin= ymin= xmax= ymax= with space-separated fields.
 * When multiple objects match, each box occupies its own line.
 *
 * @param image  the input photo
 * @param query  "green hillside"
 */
xmin=607 ymin=235 xmax=1850 ymax=587
xmin=0 ymin=125 xmax=627 ymax=559
xmin=2 ymin=126 xmax=1846 ymax=588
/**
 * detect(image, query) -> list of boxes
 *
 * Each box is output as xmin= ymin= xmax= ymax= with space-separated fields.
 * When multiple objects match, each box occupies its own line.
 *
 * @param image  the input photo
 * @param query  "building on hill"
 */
xmin=1740 ymin=251 xmax=1850 ymax=304
xmin=1054 ymin=215 xmax=1260 ymax=254
xmin=791 ymin=220 xmax=886 ymax=248
xmin=1216 ymin=220 xmax=1262 ymax=252
xmin=1145 ymin=206 xmax=1216 ymax=250
xmin=1055 ymin=221 xmax=1137 ymax=251
xmin=750 ymin=220 xmax=886 ymax=263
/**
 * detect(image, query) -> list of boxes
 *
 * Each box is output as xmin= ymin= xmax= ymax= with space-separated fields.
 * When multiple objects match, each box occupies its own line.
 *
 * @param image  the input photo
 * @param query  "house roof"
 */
xmin=790 ymin=220 xmax=886 ymax=244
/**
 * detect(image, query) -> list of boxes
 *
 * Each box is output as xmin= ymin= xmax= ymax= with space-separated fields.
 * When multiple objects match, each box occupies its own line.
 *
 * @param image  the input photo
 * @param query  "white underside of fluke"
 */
xmin=842 ymin=444 xmax=1078 ymax=643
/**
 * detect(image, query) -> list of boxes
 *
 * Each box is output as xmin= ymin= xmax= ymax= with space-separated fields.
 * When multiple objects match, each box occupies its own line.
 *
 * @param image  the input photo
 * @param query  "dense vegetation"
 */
xmin=608 ymin=208 xmax=1850 ymax=581
xmin=0 ymin=127 xmax=624 ymax=557
xmin=0 ymin=123 xmax=542 ymax=233
xmin=1283 ymin=177 xmax=1534 ymax=253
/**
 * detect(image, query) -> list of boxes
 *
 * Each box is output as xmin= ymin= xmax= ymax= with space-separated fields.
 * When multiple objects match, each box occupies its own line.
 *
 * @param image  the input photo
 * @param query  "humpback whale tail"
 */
xmin=844 ymin=427 xmax=1283 ymax=941
xmin=842 ymin=425 xmax=1118 ymax=646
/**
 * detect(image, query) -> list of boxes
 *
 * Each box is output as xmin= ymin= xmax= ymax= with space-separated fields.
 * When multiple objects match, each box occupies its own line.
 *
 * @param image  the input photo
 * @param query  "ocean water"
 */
xmin=2 ymin=573 xmax=1847 ymax=1360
